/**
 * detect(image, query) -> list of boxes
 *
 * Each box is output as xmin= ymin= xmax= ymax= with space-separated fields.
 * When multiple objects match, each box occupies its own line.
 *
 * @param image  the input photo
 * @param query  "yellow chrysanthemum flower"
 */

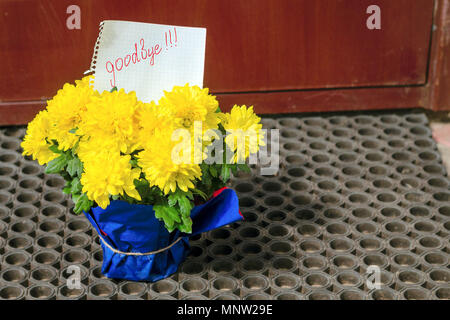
xmin=219 ymin=105 xmax=265 ymax=163
xmin=158 ymin=84 xmax=220 ymax=133
xmin=46 ymin=76 xmax=98 ymax=151
xmin=21 ymin=110 xmax=58 ymax=165
xmin=136 ymin=101 xmax=171 ymax=150
xmin=78 ymin=89 xmax=142 ymax=154
xmin=81 ymin=152 xmax=141 ymax=209
xmin=138 ymin=128 xmax=202 ymax=194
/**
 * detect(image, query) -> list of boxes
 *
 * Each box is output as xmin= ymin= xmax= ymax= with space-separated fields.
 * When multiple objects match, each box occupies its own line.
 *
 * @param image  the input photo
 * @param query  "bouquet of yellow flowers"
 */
xmin=22 ymin=76 xmax=264 ymax=234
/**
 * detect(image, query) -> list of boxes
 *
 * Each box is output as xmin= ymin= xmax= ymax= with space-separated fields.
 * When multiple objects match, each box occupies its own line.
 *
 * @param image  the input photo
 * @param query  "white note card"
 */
xmin=89 ymin=20 xmax=207 ymax=102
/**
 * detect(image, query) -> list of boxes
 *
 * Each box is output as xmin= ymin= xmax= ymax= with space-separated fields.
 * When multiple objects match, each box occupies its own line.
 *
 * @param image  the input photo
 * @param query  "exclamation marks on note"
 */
xmin=165 ymin=27 xmax=178 ymax=50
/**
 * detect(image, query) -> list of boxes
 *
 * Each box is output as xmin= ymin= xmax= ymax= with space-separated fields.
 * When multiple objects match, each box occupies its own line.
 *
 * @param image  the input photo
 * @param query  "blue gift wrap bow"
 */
xmin=84 ymin=188 xmax=242 ymax=282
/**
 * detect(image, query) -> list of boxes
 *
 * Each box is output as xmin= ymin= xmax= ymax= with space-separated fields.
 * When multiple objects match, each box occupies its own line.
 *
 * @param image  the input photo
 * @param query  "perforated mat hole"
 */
xmin=181 ymin=278 xmax=206 ymax=293
xmin=268 ymin=225 xmax=289 ymax=238
xmin=212 ymin=277 xmax=236 ymax=291
xmin=427 ymin=177 xmax=448 ymax=188
xmin=307 ymin=291 xmax=333 ymax=300
xmin=90 ymin=283 xmax=114 ymax=297
xmin=243 ymin=275 xmax=268 ymax=290
xmin=30 ymin=268 xmax=56 ymax=282
xmin=36 ymin=235 xmax=60 ymax=249
xmin=65 ymin=234 xmax=89 ymax=248
xmin=418 ymin=236 xmax=441 ymax=249
xmin=302 ymin=256 xmax=327 ymax=270
xmin=285 ymin=155 xmax=304 ymax=164
xmin=352 ymin=208 xmax=373 ymax=219
xmin=16 ymin=192 xmax=38 ymax=203
xmin=345 ymin=179 xmax=365 ymax=190
xmin=336 ymin=272 xmax=361 ymax=286
xmin=433 ymin=192 xmax=450 ymax=202
xmin=234 ymin=182 xmax=254 ymax=193
xmin=272 ymin=257 xmax=296 ymax=271
xmin=2 ymin=268 xmax=26 ymax=282
xmin=359 ymin=238 xmax=382 ymax=251
xmin=408 ymin=206 xmax=430 ymax=217
xmin=363 ymin=254 xmax=387 ymax=267
xmin=429 ymin=270 xmax=449 ymax=283
xmin=402 ymin=288 xmax=429 ymax=300
xmin=239 ymin=197 xmax=256 ymax=207
xmin=241 ymin=258 xmax=266 ymax=273
xmin=371 ymin=289 xmax=397 ymax=300
xmin=423 ymin=252 xmax=447 ymax=266
xmin=389 ymin=237 xmax=412 ymax=250
xmin=413 ymin=221 xmax=435 ymax=233
xmin=241 ymin=242 xmax=263 ymax=255
xmin=325 ymin=223 xmax=347 ymax=235
xmin=120 ymin=282 xmax=146 ymax=296
xmin=423 ymin=165 xmax=444 ymax=175
xmin=355 ymin=222 xmax=378 ymax=235
xmin=67 ymin=220 xmax=90 ymax=232
xmin=211 ymin=259 xmax=234 ymax=274
xmin=29 ymin=285 xmax=54 ymax=299
xmin=296 ymin=224 xmax=319 ymax=237
xmin=287 ymin=167 xmax=306 ymax=177
xmin=294 ymin=209 xmax=316 ymax=220
xmin=384 ymin=221 xmax=407 ymax=233
xmin=209 ymin=228 xmax=231 ymax=240
xmin=264 ymin=196 xmax=284 ymax=206
xmin=0 ymin=286 xmax=24 ymax=299
xmin=329 ymin=238 xmax=353 ymax=252
xmin=41 ymin=205 xmax=64 ymax=218
xmin=239 ymin=226 xmax=260 ymax=239
xmin=181 ymin=261 xmax=204 ymax=275
xmin=13 ymin=206 xmax=36 ymax=219
xmin=39 ymin=220 xmax=62 ymax=233
xmin=8 ymin=236 xmax=31 ymax=250
xmin=289 ymin=180 xmax=309 ymax=191
xmin=210 ymin=244 xmax=233 ymax=257
xmin=398 ymin=270 xmax=423 ymax=285
xmin=339 ymin=290 xmax=365 ymax=300
xmin=34 ymin=251 xmax=58 ymax=265
xmin=21 ymin=165 xmax=40 ymax=175
xmin=434 ymin=288 xmax=450 ymax=300
xmin=332 ymin=255 xmax=357 ymax=269
xmin=305 ymin=273 xmax=328 ymax=287
xmin=265 ymin=210 xmax=287 ymax=222
xmin=393 ymin=254 xmax=417 ymax=267
xmin=60 ymin=286 xmax=84 ymax=298
xmin=0 ymin=165 xmax=14 ymax=176
xmin=11 ymin=220 xmax=34 ymax=234
xmin=317 ymin=180 xmax=338 ymax=190
xmin=273 ymin=274 xmax=298 ymax=289
xmin=45 ymin=177 xmax=65 ymax=188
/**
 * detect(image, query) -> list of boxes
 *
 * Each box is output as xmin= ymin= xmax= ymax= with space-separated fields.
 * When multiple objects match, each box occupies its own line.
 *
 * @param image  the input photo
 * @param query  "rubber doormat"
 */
xmin=0 ymin=111 xmax=448 ymax=300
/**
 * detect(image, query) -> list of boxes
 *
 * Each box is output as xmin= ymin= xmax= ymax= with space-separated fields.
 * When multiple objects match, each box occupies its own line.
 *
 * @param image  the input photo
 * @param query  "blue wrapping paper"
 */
xmin=84 ymin=188 xmax=242 ymax=282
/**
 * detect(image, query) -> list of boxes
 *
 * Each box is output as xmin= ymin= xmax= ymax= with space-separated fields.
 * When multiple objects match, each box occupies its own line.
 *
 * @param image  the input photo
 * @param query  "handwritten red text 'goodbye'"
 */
xmin=105 ymin=28 xmax=178 ymax=88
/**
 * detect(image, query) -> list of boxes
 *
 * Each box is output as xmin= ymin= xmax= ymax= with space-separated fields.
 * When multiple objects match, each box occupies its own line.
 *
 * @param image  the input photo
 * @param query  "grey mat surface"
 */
xmin=0 ymin=111 xmax=449 ymax=300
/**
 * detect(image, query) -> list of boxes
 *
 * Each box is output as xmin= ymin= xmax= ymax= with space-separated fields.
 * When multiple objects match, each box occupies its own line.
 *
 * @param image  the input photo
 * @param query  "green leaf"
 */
xmin=221 ymin=164 xmax=230 ymax=183
xmin=238 ymin=163 xmax=251 ymax=173
xmin=230 ymin=164 xmax=238 ymax=175
xmin=69 ymin=128 xmax=78 ymax=134
xmin=209 ymin=165 xmax=218 ymax=178
xmin=66 ymin=157 xmax=83 ymax=177
xmin=73 ymin=193 xmax=93 ymax=214
xmin=48 ymin=145 xmax=62 ymax=154
xmin=70 ymin=177 xmax=82 ymax=194
xmin=110 ymin=86 xmax=118 ymax=92
xmin=192 ymin=188 xmax=207 ymax=200
xmin=45 ymin=154 xmax=69 ymax=174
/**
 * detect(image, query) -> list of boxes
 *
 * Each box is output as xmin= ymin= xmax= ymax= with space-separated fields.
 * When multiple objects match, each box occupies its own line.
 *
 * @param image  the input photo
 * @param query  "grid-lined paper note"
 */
xmin=89 ymin=20 xmax=206 ymax=102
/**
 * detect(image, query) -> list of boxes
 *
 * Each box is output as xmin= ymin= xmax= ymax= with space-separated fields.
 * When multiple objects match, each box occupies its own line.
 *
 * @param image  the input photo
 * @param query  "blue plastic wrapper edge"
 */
xmin=83 ymin=188 xmax=242 ymax=282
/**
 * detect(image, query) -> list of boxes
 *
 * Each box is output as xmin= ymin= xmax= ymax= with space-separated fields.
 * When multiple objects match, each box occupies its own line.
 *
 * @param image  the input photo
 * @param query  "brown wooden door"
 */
xmin=0 ymin=0 xmax=446 ymax=125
